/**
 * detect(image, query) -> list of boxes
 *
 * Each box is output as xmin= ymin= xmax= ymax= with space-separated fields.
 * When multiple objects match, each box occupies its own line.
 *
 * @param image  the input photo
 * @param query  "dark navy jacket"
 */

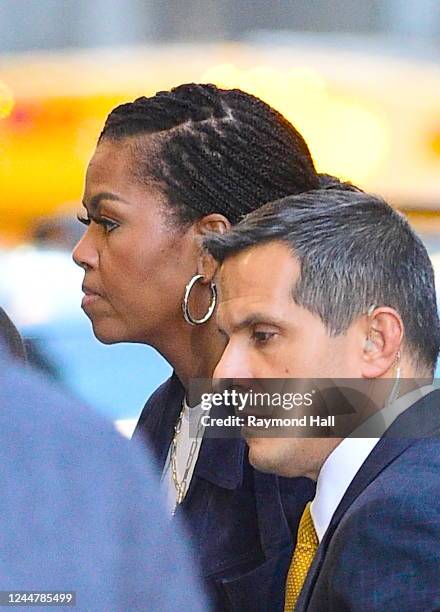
xmin=134 ymin=373 xmax=315 ymax=611
xmin=292 ymin=389 xmax=440 ymax=611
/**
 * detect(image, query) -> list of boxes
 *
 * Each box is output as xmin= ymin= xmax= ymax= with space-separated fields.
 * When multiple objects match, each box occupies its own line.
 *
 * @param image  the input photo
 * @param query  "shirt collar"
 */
xmin=310 ymin=436 xmax=378 ymax=542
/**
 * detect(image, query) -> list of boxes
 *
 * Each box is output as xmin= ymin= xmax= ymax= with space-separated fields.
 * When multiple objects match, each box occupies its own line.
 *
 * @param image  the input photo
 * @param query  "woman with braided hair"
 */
xmin=73 ymin=83 xmax=334 ymax=610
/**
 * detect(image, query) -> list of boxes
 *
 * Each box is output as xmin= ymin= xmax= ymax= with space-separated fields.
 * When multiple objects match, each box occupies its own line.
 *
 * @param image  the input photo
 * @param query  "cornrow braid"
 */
xmin=99 ymin=83 xmax=321 ymax=225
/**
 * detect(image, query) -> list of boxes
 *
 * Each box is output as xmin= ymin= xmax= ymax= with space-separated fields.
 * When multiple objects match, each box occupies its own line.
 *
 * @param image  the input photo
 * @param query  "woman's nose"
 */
xmin=72 ymin=230 xmax=98 ymax=271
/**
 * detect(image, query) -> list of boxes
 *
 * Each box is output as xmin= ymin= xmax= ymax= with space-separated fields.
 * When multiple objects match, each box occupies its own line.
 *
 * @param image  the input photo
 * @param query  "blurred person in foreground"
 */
xmin=71 ymin=83 xmax=335 ymax=609
xmin=207 ymin=189 xmax=440 ymax=611
xmin=0 ymin=323 xmax=206 ymax=610
xmin=0 ymin=306 xmax=26 ymax=362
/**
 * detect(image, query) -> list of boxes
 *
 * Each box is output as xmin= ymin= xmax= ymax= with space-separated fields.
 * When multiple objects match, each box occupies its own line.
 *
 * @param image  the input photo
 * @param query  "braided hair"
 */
xmin=99 ymin=83 xmax=321 ymax=225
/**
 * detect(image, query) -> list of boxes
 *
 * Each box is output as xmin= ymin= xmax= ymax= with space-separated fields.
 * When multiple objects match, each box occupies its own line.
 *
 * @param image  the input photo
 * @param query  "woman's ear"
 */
xmin=196 ymin=213 xmax=231 ymax=237
xmin=197 ymin=252 xmax=218 ymax=283
xmin=194 ymin=214 xmax=231 ymax=283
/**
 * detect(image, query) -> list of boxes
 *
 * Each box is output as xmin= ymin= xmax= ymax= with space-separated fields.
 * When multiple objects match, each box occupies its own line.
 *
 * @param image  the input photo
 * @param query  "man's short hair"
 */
xmin=204 ymin=189 xmax=440 ymax=374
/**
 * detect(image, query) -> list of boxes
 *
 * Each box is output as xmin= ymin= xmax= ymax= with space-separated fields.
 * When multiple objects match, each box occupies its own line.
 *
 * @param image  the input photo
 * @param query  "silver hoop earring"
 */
xmin=182 ymin=274 xmax=217 ymax=326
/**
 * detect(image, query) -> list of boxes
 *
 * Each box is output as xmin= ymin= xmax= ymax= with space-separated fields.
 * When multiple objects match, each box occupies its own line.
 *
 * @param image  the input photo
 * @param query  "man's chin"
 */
xmin=246 ymin=436 xmax=302 ymax=478
xmin=247 ymin=437 xmax=282 ymax=475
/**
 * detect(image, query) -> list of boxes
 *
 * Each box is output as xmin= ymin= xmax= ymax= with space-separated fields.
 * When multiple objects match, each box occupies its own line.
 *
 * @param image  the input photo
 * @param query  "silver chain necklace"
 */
xmin=170 ymin=397 xmax=205 ymax=516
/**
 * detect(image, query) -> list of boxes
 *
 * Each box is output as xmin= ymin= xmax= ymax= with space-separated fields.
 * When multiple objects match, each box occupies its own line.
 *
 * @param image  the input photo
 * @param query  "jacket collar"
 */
xmin=295 ymin=388 xmax=440 ymax=611
xmin=147 ymin=372 xmax=185 ymax=468
xmin=328 ymin=387 xmax=440 ymax=532
xmin=152 ymin=372 xmax=244 ymax=490
xmin=195 ymin=434 xmax=245 ymax=490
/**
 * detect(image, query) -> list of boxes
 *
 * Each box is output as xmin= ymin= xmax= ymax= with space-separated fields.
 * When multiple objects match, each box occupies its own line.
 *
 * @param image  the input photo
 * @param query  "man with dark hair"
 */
xmin=205 ymin=189 xmax=440 ymax=611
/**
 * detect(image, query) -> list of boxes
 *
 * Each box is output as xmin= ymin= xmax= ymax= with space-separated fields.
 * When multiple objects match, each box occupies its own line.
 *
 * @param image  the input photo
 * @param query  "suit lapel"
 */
xmin=296 ymin=389 xmax=440 ymax=611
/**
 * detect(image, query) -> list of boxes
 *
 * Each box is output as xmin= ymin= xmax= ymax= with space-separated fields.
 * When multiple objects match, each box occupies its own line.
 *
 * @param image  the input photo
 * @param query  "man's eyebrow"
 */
xmin=82 ymin=192 xmax=130 ymax=214
xmin=224 ymin=313 xmax=283 ymax=334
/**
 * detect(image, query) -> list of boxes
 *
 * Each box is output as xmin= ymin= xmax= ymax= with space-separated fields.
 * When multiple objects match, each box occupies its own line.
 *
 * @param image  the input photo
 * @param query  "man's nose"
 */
xmin=72 ymin=230 xmax=98 ymax=271
xmin=214 ymin=341 xmax=253 ymax=380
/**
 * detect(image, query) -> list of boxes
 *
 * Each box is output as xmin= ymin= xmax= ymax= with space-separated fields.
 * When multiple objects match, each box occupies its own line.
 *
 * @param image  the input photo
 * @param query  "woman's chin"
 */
xmin=90 ymin=319 xmax=124 ymax=345
xmin=87 ymin=314 xmax=152 ymax=345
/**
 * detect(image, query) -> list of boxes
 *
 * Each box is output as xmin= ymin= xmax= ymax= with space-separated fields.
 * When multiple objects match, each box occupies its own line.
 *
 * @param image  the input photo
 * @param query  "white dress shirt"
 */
xmin=310 ymin=384 xmax=434 ymax=542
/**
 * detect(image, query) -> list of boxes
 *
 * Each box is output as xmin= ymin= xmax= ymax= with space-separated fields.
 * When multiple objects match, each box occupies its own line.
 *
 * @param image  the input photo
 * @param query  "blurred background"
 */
xmin=1 ymin=0 xmax=439 ymax=433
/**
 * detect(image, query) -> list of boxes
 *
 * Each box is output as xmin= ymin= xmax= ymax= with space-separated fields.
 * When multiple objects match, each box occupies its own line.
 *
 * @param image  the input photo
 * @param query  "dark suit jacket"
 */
xmin=0 ymin=344 xmax=207 ymax=611
xmin=134 ymin=373 xmax=315 ymax=611
xmin=293 ymin=389 xmax=440 ymax=612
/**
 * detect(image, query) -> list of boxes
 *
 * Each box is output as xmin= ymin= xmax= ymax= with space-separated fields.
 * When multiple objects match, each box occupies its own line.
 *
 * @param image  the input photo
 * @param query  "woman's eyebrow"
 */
xmin=83 ymin=192 xmax=130 ymax=214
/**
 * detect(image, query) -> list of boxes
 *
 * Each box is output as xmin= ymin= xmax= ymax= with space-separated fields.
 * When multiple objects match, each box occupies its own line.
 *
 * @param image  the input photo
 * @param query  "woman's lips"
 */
xmin=81 ymin=293 xmax=101 ymax=309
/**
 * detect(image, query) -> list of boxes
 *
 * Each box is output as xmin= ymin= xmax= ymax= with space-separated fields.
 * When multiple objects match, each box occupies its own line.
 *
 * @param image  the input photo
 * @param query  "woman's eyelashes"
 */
xmin=77 ymin=214 xmax=91 ymax=226
xmin=77 ymin=213 xmax=119 ymax=233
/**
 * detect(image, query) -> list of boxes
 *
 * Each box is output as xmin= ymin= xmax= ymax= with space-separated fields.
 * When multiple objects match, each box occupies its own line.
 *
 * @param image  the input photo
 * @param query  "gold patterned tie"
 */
xmin=284 ymin=502 xmax=318 ymax=611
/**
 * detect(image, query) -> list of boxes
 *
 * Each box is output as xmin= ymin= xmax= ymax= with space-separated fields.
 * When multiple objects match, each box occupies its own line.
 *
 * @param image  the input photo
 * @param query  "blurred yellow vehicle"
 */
xmin=1 ymin=41 xmax=440 ymax=240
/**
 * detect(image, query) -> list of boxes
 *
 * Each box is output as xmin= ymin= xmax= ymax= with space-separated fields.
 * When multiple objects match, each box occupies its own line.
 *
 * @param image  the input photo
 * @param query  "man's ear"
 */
xmin=361 ymin=307 xmax=403 ymax=378
xmin=194 ymin=214 xmax=231 ymax=283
